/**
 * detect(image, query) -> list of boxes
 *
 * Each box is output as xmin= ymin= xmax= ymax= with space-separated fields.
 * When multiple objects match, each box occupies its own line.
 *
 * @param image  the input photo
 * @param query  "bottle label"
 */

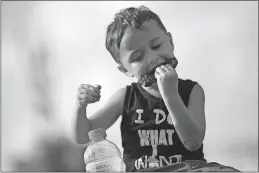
xmin=87 ymin=163 xmax=112 ymax=172
xmin=86 ymin=158 xmax=124 ymax=172
xmin=85 ymin=147 xmax=119 ymax=163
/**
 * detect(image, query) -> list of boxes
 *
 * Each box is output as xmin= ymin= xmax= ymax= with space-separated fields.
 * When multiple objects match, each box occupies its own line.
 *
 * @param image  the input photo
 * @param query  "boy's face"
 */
xmin=118 ymin=20 xmax=175 ymax=86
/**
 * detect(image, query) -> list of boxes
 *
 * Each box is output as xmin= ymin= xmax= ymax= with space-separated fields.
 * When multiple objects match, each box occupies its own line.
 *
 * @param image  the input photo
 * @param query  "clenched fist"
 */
xmin=154 ymin=64 xmax=179 ymax=98
xmin=77 ymin=84 xmax=101 ymax=107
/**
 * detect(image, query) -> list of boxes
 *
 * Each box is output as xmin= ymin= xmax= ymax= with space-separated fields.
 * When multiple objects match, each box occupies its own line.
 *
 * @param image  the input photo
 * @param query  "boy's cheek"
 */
xmin=133 ymin=65 xmax=149 ymax=77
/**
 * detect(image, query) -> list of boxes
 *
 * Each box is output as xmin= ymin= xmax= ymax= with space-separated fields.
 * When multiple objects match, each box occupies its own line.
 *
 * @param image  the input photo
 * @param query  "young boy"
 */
xmin=75 ymin=6 xmax=239 ymax=172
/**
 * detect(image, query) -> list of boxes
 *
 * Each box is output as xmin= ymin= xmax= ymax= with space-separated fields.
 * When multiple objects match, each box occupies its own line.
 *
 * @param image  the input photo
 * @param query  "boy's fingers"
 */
xmin=94 ymin=84 xmax=101 ymax=90
xmin=80 ymin=84 xmax=101 ymax=93
xmin=87 ymin=97 xmax=100 ymax=103
xmin=80 ymin=96 xmax=99 ymax=103
xmin=78 ymin=94 xmax=87 ymax=100
xmin=88 ymin=91 xmax=101 ymax=99
xmin=81 ymin=84 xmax=91 ymax=89
xmin=79 ymin=87 xmax=86 ymax=94
xmin=154 ymin=71 xmax=160 ymax=79
xmin=80 ymin=84 xmax=95 ymax=90
xmin=88 ymin=85 xmax=101 ymax=93
xmin=160 ymin=65 xmax=171 ymax=71
xmin=93 ymin=85 xmax=101 ymax=93
xmin=166 ymin=64 xmax=173 ymax=70
xmin=78 ymin=92 xmax=100 ymax=101
xmin=156 ymin=67 xmax=166 ymax=74
xmin=78 ymin=88 xmax=100 ymax=96
xmin=79 ymin=93 xmax=100 ymax=100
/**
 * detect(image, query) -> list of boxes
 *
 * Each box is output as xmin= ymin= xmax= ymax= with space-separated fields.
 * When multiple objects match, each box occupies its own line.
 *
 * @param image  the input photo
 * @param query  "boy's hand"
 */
xmin=154 ymin=64 xmax=178 ymax=98
xmin=77 ymin=84 xmax=101 ymax=107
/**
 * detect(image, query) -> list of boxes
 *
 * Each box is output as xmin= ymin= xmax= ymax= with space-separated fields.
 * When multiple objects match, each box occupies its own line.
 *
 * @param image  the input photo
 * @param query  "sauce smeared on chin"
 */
xmin=138 ymin=58 xmax=178 ymax=87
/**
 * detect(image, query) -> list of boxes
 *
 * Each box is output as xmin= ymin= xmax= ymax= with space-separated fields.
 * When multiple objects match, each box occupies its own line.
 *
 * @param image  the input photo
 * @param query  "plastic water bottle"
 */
xmin=84 ymin=128 xmax=126 ymax=172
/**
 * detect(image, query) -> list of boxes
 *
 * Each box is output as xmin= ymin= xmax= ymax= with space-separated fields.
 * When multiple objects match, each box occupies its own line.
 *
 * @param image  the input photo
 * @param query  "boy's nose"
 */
xmin=146 ymin=57 xmax=166 ymax=74
xmin=148 ymin=57 xmax=166 ymax=66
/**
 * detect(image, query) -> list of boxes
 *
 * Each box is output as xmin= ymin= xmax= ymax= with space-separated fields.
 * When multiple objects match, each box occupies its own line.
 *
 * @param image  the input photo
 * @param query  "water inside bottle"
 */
xmin=84 ymin=128 xmax=126 ymax=172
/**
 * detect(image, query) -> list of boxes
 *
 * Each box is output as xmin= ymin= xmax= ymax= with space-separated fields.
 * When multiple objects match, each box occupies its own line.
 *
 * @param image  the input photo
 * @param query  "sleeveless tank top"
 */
xmin=120 ymin=78 xmax=205 ymax=171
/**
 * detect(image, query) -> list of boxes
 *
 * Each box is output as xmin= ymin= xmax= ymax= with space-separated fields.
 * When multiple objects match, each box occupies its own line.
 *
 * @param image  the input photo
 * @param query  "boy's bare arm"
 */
xmin=163 ymin=84 xmax=206 ymax=152
xmin=88 ymin=87 xmax=126 ymax=130
xmin=74 ymin=85 xmax=126 ymax=144
xmin=155 ymin=64 xmax=206 ymax=152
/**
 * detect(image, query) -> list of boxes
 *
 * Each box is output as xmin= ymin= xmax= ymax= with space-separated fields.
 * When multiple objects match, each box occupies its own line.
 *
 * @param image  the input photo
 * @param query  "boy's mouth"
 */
xmin=138 ymin=57 xmax=178 ymax=87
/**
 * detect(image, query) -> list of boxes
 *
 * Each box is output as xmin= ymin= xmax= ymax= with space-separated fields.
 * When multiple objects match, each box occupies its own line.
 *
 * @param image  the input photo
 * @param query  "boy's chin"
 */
xmin=143 ymin=82 xmax=159 ymax=89
xmin=151 ymin=83 xmax=159 ymax=89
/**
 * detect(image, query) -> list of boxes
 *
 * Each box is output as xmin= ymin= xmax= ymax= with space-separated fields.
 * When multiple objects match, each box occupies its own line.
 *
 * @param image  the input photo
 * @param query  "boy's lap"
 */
xmin=136 ymin=160 xmax=240 ymax=172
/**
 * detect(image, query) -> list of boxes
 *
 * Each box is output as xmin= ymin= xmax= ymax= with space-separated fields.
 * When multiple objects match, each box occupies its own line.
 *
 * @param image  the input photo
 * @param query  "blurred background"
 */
xmin=1 ymin=1 xmax=258 ymax=172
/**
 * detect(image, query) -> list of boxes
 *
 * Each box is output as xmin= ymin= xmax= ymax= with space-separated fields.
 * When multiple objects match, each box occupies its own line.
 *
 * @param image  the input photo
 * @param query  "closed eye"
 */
xmin=131 ymin=55 xmax=142 ymax=62
xmin=151 ymin=44 xmax=162 ymax=50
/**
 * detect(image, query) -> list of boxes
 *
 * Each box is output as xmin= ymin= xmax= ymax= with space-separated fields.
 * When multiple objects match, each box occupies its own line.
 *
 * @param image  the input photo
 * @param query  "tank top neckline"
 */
xmin=134 ymin=78 xmax=182 ymax=101
xmin=135 ymin=82 xmax=164 ymax=101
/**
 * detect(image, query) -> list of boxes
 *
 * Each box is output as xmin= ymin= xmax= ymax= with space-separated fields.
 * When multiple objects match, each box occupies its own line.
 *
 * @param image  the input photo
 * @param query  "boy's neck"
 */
xmin=142 ymin=84 xmax=163 ymax=99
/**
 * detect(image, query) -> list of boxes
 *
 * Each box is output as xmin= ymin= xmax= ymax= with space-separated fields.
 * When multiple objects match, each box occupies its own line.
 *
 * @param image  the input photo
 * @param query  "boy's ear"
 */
xmin=118 ymin=66 xmax=134 ymax=77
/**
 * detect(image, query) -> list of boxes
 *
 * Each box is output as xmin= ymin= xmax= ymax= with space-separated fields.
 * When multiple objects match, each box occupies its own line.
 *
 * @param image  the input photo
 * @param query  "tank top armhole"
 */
xmin=122 ymin=85 xmax=132 ymax=117
xmin=185 ymin=79 xmax=198 ymax=106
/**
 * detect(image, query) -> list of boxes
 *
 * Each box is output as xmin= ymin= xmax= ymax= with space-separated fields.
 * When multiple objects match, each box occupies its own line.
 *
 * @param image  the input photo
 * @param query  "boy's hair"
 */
xmin=105 ymin=5 xmax=167 ymax=64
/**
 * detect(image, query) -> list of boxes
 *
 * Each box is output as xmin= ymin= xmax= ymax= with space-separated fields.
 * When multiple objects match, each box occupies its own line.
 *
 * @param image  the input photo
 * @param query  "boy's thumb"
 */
xmin=94 ymin=84 xmax=101 ymax=90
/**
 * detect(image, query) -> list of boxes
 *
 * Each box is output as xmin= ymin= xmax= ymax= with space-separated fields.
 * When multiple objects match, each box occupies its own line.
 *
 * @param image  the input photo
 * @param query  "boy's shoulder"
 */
xmin=178 ymin=77 xmax=200 ymax=90
xmin=178 ymin=77 xmax=199 ymax=91
xmin=178 ymin=78 xmax=203 ymax=105
xmin=178 ymin=77 xmax=198 ymax=84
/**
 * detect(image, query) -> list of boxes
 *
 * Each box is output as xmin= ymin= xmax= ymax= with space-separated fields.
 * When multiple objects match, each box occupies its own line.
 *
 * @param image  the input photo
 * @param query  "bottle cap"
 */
xmin=88 ymin=128 xmax=106 ymax=141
